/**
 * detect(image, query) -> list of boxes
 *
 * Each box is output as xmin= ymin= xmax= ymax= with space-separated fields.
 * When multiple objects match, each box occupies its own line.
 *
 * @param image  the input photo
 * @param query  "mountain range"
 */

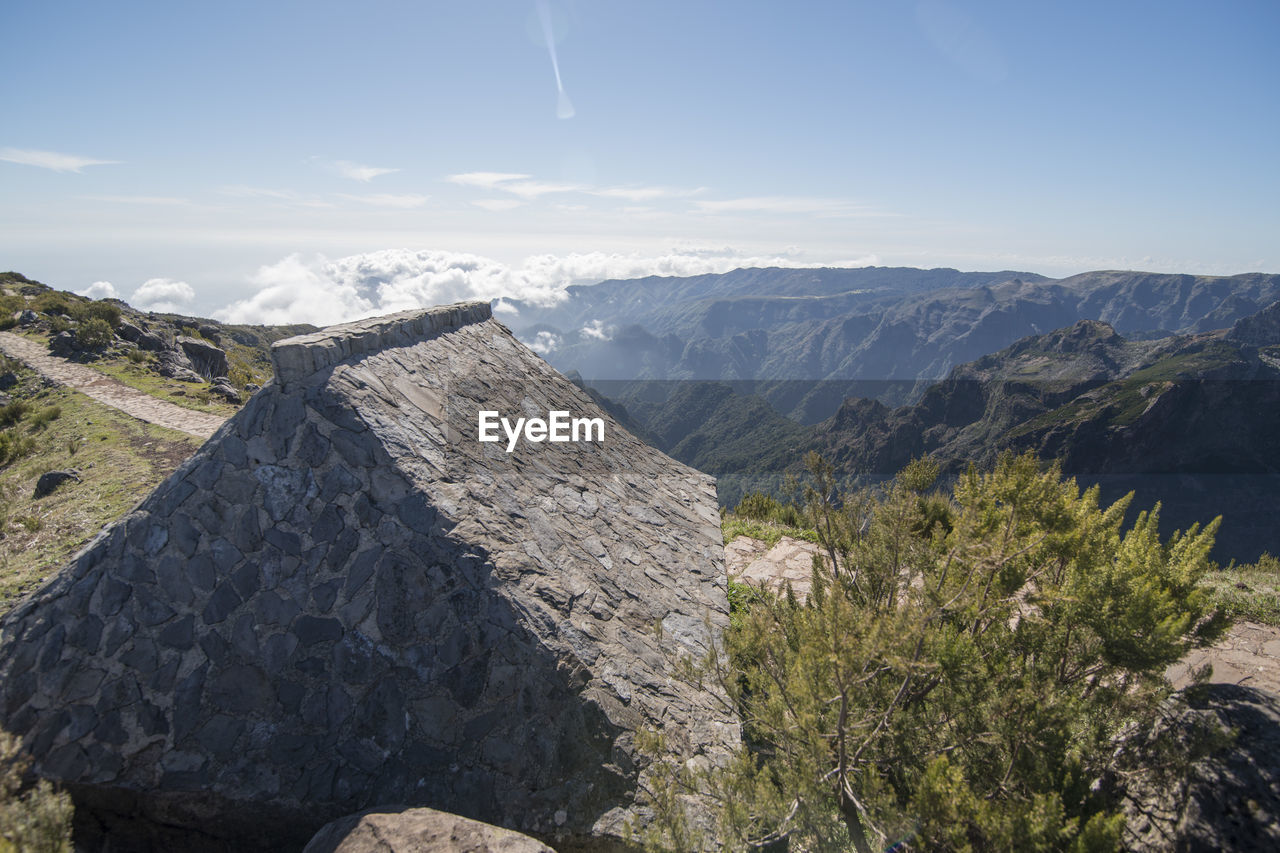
xmin=508 ymin=267 xmax=1280 ymax=562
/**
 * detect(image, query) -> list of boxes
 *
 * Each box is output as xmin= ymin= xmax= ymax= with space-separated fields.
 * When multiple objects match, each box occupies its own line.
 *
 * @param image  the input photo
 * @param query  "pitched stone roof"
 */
xmin=0 ymin=302 xmax=738 ymax=851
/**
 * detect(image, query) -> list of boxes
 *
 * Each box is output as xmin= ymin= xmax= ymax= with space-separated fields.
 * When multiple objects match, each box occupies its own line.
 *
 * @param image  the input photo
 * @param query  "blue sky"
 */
xmin=2 ymin=0 xmax=1277 ymax=323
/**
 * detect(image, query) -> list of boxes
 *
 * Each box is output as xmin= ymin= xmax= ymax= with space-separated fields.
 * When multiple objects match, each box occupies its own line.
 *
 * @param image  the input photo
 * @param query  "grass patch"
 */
xmin=89 ymin=360 xmax=240 ymax=417
xmin=0 ymin=371 xmax=201 ymax=612
xmin=722 ymin=513 xmax=820 ymax=547
xmin=1200 ymin=553 xmax=1280 ymax=627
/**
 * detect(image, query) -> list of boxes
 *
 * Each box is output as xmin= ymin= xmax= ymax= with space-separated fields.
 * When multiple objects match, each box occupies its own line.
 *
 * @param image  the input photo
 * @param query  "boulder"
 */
xmin=209 ymin=377 xmax=242 ymax=404
xmin=117 ymin=321 xmax=168 ymax=352
xmin=0 ymin=302 xmax=738 ymax=851
xmin=303 ymin=806 xmax=556 ymax=853
xmin=177 ymin=335 xmax=228 ymax=379
xmin=156 ymin=348 xmax=205 ymax=383
xmin=34 ymin=469 xmax=80 ymax=498
xmin=18 ymin=309 xmax=38 ymax=326
xmin=48 ymin=331 xmax=76 ymax=356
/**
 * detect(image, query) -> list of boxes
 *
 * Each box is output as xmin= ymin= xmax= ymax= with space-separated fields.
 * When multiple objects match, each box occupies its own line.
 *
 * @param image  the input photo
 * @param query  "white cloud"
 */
xmin=0 ymin=147 xmax=120 ymax=173
xmin=312 ymin=157 xmax=399 ymax=182
xmin=82 ymin=195 xmax=191 ymax=205
xmin=132 ymin=278 xmax=196 ymax=313
xmin=492 ymin=299 xmax=520 ymax=316
xmin=78 ymin=281 xmax=118 ymax=300
xmin=336 ymin=193 xmax=429 ymax=209
xmin=212 ymin=247 xmax=880 ymax=326
xmin=592 ymin=185 xmax=705 ymax=202
xmin=471 ymin=198 xmax=526 ymax=212
xmin=447 ymin=172 xmax=532 ymax=189
xmin=529 ymin=331 xmax=561 ymax=354
xmin=448 ymin=171 xmax=703 ymax=204
xmin=580 ymin=319 xmax=613 ymax=341
xmin=693 ymin=196 xmax=888 ymax=217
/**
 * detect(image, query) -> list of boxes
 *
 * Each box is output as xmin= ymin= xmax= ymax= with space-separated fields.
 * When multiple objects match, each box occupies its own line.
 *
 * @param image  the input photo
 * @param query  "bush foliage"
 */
xmin=0 ymin=731 xmax=73 ymax=853
xmin=644 ymin=452 xmax=1226 ymax=852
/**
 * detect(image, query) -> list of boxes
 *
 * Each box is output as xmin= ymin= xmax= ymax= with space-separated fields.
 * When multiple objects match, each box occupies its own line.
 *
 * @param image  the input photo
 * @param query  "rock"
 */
xmin=48 ymin=331 xmax=76 ymax=356
xmin=177 ymin=335 xmax=228 ymax=379
xmin=155 ymin=348 xmax=205 ymax=383
xmin=1119 ymin=684 xmax=1280 ymax=852
xmin=209 ymin=378 xmax=242 ymax=404
xmin=18 ymin=309 xmax=38 ymax=326
xmin=245 ymin=383 xmax=262 ymax=394
xmin=34 ymin=469 xmax=80 ymax=498
xmin=198 ymin=324 xmax=222 ymax=344
xmin=303 ymin=806 xmax=556 ymax=853
xmin=0 ymin=302 xmax=738 ymax=852
xmin=117 ymin=321 xmax=168 ymax=352
xmin=0 ymin=372 xmax=16 ymax=390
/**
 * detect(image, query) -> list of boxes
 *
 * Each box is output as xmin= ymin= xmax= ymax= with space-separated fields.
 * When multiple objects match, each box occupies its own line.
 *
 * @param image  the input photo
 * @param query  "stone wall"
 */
xmin=0 ymin=302 xmax=738 ymax=851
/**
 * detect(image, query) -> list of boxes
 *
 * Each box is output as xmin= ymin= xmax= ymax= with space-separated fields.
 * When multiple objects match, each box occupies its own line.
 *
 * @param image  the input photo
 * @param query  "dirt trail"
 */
xmin=0 ymin=331 xmax=228 ymax=439
xmin=727 ymin=534 xmax=1280 ymax=694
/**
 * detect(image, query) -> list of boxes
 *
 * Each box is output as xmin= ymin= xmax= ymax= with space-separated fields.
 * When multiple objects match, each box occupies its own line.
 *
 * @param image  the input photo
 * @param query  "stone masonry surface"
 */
xmin=0 ymin=302 xmax=739 ymax=851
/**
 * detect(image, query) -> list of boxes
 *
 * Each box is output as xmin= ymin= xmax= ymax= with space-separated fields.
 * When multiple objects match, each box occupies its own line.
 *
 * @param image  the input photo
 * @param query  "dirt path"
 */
xmin=0 ymin=331 xmax=228 ymax=439
xmin=727 ymin=535 xmax=1280 ymax=694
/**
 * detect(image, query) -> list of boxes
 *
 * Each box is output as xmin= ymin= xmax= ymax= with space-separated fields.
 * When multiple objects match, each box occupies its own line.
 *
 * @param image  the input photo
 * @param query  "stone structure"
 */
xmin=0 ymin=302 xmax=738 ymax=850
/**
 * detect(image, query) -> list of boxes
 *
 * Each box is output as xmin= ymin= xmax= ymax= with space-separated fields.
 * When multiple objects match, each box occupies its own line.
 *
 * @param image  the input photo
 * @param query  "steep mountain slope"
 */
xmin=507 ymin=267 xmax=1280 ymax=425
xmin=639 ymin=307 xmax=1280 ymax=561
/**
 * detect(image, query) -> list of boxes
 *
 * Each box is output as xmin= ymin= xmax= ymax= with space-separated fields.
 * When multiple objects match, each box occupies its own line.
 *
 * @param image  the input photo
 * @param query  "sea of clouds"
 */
xmin=206 ymin=248 xmax=877 ymax=326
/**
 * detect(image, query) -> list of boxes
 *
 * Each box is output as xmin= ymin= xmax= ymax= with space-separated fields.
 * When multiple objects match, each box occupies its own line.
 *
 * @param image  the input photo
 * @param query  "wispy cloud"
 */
xmin=0 ymin=147 xmax=119 ymax=173
xmin=311 ymin=157 xmax=399 ymax=182
xmin=693 ymin=196 xmax=893 ymax=217
xmin=336 ymin=193 xmax=429 ymax=209
xmin=218 ymin=185 xmax=300 ymax=200
xmin=448 ymin=171 xmax=706 ymax=205
xmin=592 ymin=185 xmax=706 ymax=202
xmin=447 ymin=172 xmax=532 ymax=189
xmin=471 ymin=198 xmax=526 ymax=212
xmin=82 ymin=195 xmax=191 ymax=205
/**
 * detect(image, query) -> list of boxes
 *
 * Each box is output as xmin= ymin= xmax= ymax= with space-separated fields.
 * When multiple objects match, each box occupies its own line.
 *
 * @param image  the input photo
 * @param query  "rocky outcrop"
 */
xmin=0 ymin=302 xmax=737 ymax=851
xmin=176 ymin=335 xmax=228 ymax=379
xmin=1120 ymin=685 xmax=1280 ymax=852
xmin=117 ymin=321 xmax=168 ymax=352
xmin=1227 ymin=299 xmax=1280 ymax=348
xmin=304 ymin=806 xmax=556 ymax=853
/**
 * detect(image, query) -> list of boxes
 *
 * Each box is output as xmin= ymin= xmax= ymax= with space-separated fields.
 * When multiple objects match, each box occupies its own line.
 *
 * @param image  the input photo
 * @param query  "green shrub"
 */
xmin=125 ymin=349 xmax=148 ymax=364
xmin=71 ymin=301 xmax=121 ymax=329
xmin=735 ymin=491 xmax=783 ymax=521
xmin=28 ymin=406 xmax=61 ymax=431
xmin=642 ymin=452 xmax=1226 ymax=852
xmin=0 ymin=402 xmax=28 ymax=428
xmin=75 ymin=317 xmax=113 ymax=350
xmin=0 ymin=433 xmax=36 ymax=467
xmin=0 ymin=730 xmax=73 ymax=853
xmin=48 ymin=316 xmax=72 ymax=335
xmin=31 ymin=293 xmax=70 ymax=316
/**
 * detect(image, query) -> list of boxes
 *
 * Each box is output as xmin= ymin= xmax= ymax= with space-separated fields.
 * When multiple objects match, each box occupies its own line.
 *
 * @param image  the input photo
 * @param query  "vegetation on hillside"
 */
xmin=643 ymin=453 xmax=1228 ymax=852
xmin=0 ymin=731 xmax=73 ymax=853
xmin=0 ymin=362 xmax=201 ymax=610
